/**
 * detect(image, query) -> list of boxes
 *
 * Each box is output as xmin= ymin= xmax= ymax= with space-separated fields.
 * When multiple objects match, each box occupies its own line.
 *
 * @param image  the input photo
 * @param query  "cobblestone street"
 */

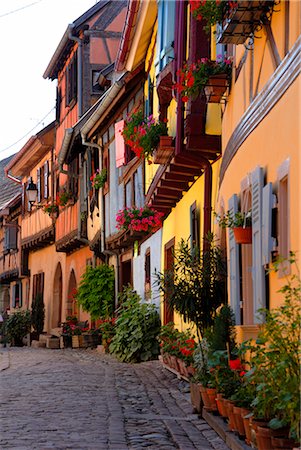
xmin=0 ymin=348 xmax=228 ymax=450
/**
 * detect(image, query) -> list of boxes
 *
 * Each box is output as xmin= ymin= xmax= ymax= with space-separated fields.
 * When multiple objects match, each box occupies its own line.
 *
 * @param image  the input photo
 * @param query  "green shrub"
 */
xmin=5 ymin=310 xmax=31 ymax=345
xmin=75 ymin=264 xmax=115 ymax=320
xmin=109 ymin=286 xmax=161 ymax=363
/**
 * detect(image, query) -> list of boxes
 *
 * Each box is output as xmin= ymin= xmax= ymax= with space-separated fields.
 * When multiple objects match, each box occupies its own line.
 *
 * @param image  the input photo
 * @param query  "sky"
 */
xmin=0 ymin=0 xmax=98 ymax=161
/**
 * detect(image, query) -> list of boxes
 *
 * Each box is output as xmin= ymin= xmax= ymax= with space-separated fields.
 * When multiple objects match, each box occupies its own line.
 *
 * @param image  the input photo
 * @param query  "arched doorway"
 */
xmin=52 ymin=263 xmax=62 ymax=328
xmin=67 ymin=269 xmax=78 ymax=318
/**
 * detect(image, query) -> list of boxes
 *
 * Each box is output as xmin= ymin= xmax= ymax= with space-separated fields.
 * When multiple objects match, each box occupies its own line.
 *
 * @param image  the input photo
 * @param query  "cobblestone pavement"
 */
xmin=0 ymin=348 xmax=229 ymax=450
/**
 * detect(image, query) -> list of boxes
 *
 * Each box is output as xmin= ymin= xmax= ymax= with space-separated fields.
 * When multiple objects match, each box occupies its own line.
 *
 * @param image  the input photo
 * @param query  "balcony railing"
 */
xmin=217 ymin=1 xmax=274 ymax=45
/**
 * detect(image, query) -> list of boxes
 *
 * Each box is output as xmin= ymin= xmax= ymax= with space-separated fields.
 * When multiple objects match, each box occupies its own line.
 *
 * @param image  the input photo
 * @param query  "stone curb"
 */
xmin=203 ymin=408 xmax=252 ymax=450
xmin=0 ymin=348 xmax=10 ymax=371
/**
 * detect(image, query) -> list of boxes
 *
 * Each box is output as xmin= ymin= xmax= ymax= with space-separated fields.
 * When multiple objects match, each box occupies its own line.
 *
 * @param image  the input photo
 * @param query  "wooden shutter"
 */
xmin=115 ymin=120 xmax=126 ymax=168
xmin=12 ymin=284 xmax=17 ymax=308
xmin=228 ymin=194 xmax=241 ymax=325
xmin=156 ymin=0 xmax=176 ymax=74
xmin=18 ymin=282 xmax=22 ymax=307
xmin=37 ymin=168 xmax=41 ymax=203
xmin=251 ymin=166 xmax=265 ymax=323
xmin=9 ymin=225 xmax=17 ymax=250
xmin=22 ymin=183 xmax=26 ymax=216
xmin=44 ymin=161 xmax=49 ymax=199
xmin=4 ymin=228 xmax=9 ymax=251
xmin=262 ymin=182 xmax=276 ymax=266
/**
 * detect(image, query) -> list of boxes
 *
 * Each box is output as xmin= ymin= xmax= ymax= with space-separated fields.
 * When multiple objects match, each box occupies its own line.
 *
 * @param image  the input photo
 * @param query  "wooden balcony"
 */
xmin=21 ymin=208 xmax=54 ymax=251
xmin=55 ymin=201 xmax=87 ymax=253
xmin=106 ymin=228 xmax=151 ymax=251
xmin=217 ymin=1 xmax=274 ymax=45
xmin=146 ymin=152 xmax=208 ymax=215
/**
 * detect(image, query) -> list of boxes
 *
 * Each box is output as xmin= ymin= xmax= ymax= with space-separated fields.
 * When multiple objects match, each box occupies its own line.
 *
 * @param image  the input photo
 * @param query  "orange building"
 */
xmin=214 ymin=0 xmax=301 ymax=341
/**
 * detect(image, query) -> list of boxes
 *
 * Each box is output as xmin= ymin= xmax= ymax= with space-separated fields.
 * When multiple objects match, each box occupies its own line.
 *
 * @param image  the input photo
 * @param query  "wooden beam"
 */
xmin=264 ymin=20 xmax=281 ymax=69
xmin=155 ymin=187 xmax=180 ymax=198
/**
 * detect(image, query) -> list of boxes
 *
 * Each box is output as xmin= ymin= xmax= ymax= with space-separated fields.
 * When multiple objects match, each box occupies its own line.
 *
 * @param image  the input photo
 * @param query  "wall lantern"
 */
xmin=26 ymin=178 xmax=38 ymax=205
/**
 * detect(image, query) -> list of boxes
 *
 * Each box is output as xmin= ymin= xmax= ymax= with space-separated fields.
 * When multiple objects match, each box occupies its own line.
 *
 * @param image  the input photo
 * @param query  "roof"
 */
xmin=43 ymin=0 xmax=125 ymax=80
xmin=0 ymin=155 xmax=22 ymax=211
xmin=5 ymin=121 xmax=55 ymax=178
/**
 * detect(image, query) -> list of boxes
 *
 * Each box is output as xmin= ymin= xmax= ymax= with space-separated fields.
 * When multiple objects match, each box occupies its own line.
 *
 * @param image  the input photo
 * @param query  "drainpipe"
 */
xmin=5 ymin=168 xmax=22 ymax=185
xmin=68 ymin=24 xmax=83 ymax=117
xmin=81 ymin=136 xmax=105 ymax=255
xmin=175 ymin=0 xmax=212 ymax=252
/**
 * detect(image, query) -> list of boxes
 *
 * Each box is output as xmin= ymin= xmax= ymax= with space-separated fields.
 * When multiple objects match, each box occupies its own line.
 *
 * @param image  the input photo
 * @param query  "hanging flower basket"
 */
xmin=116 ymin=206 xmax=164 ymax=234
xmin=153 ymin=135 xmax=174 ymax=165
xmin=204 ymin=73 xmax=229 ymax=103
xmin=233 ymin=226 xmax=252 ymax=244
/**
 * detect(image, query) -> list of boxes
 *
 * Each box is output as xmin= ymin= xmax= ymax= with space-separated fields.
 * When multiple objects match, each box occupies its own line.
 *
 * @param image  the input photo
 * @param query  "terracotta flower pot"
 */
xmin=240 ymin=408 xmax=252 ymax=445
xmin=206 ymin=388 xmax=218 ymax=412
xmin=216 ymin=393 xmax=227 ymax=418
xmin=233 ymin=406 xmax=246 ymax=437
xmin=204 ymin=74 xmax=229 ymax=103
xmin=190 ymin=382 xmax=202 ymax=414
xmin=153 ymin=136 xmax=174 ymax=165
xmin=225 ymin=400 xmax=236 ymax=431
xmin=233 ymin=226 xmax=252 ymax=244
xmin=271 ymin=437 xmax=300 ymax=449
xmin=199 ymin=385 xmax=211 ymax=410
xmin=169 ymin=355 xmax=179 ymax=371
xmin=177 ymin=358 xmax=189 ymax=378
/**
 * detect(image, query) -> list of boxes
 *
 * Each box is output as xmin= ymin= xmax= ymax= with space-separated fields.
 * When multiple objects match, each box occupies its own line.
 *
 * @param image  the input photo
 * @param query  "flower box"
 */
xmin=72 ymin=335 xmax=83 ymax=348
xmin=217 ymin=1 xmax=275 ymax=45
xmin=153 ymin=136 xmax=174 ymax=164
xmin=204 ymin=74 xmax=229 ymax=103
xmin=233 ymin=226 xmax=252 ymax=244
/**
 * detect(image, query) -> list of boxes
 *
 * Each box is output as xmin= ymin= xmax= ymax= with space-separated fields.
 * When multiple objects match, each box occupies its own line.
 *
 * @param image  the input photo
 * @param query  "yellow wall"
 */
xmin=161 ymin=159 xmax=221 ymax=332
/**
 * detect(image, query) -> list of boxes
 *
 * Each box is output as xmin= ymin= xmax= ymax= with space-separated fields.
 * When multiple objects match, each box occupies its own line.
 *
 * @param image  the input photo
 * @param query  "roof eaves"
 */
xmin=43 ymin=0 xmax=111 ymax=80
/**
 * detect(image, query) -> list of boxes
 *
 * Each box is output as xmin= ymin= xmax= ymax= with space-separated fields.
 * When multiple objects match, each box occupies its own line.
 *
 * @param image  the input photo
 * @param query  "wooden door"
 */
xmin=163 ymin=238 xmax=175 ymax=325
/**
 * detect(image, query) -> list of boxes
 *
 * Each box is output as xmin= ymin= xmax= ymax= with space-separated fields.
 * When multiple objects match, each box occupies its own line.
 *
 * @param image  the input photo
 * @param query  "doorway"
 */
xmin=52 ymin=263 xmax=62 ymax=328
xmin=163 ymin=238 xmax=175 ymax=325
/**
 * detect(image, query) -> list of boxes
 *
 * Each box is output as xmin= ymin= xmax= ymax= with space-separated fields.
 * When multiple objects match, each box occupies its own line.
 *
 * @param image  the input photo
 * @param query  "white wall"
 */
xmin=133 ymin=229 xmax=162 ymax=311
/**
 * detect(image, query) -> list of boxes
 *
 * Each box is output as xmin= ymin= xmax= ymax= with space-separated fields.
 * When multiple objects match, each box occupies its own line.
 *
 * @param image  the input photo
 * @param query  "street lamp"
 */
xmin=26 ymin=178 xmax=38 ymax=205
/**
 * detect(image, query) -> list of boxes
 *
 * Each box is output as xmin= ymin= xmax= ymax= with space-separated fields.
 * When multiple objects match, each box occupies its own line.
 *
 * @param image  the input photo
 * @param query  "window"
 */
xmin=12 ymin=282 xmax=22 ymax=308
xmin=144 ymin=248 xmax=151 ymax=301
xmin=155 ymin=0 xmax=176 ymax=75
xmin=66 ymin=51 xmax=78 ymax=106
xmin=32 ymin=273 xmax=44 ymax=302
xmin=240 ymin=177 xmax=253 ymax=325
xmin=4 ymin=223 xmax=18 ymax=251
xmin=145 ymin=75 xmax=154 ymax=118
xmin=56 ymin=87 xmax=62 ymax=123
xmin=278 ymin=159 xmax=290 ymax=276
xmin=68 ymin=156 xmax=79 ymax=199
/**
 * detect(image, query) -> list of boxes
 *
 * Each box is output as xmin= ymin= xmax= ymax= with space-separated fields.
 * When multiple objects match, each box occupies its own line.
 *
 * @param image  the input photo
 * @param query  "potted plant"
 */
xmin=155 ymin=234 xmax=227 ymax=341
xmin=116 ymin=206 xmax=164 ymax=234
xmin=122 ymin=110 xmax=169 ymax=161
xmin=43 ymin=203 xmax=59 ymax=218
xmin=242 ymin=257 xmax=300 ymax=448
xmin=175 ymin=56 xmax=232 ymax=103
xmin=56 ymin=189 xmax=71 ymax=207
xmin=75 ymin=264 xmax=115 ymax=321
xmin=98 ymin=317 xmax=116 ymax=352
xmin=215 ymin=210 xmax=252 ymax=244
xmin=4 ymin=310 xmax=31 ymax=346
xmin=189 ymin=0 xmax=233 ymax=33
xmin=90 ymin=168 xmax=107 ymax=190
xmin=109 ymin=286 xmax=161 ymax=363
